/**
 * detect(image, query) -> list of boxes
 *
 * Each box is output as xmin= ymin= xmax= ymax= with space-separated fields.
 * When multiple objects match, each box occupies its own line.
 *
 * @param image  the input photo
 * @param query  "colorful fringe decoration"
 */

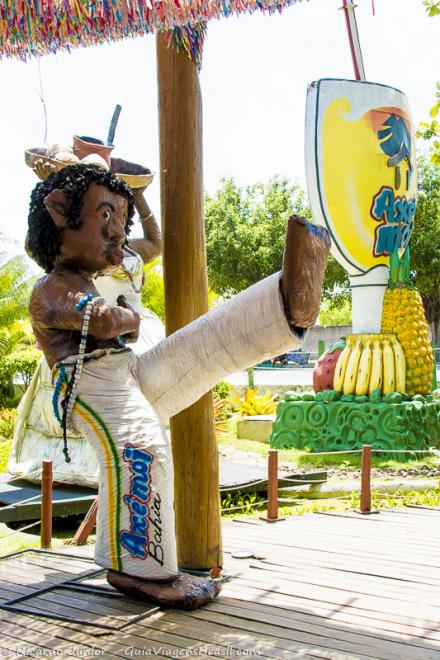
xmin=0 ymin=1 xmax=304 ymax=64
xmin=168 ymin=22 xmax=207 ymax=67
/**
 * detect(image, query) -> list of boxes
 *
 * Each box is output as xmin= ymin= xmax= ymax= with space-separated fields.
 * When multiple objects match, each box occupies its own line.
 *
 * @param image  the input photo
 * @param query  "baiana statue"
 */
xmin=27 ymin=163 xmax=330 ymax=610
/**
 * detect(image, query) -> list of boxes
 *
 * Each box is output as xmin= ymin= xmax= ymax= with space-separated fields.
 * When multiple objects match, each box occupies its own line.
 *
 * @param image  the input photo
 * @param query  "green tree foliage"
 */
xmin=205 ymin=176 xmax=350 ymax=317
xmin=411 ymin=158 xmax=440 ymax=341
xmin=0 ymin=252 xmax=39 ymax=404
xmin=141 ymin=258 xmax=165 ymax=321
xmin=0 ymin=321 xmax=38 ymax=405
xmin=417 ymin=3 xmax=440 ymax=165
xmin=205 ymin=176 xmax=309 ymax=297
xmin=140 ymin=258 xmax=221 ymax=323
xmin=320 ymin=300 xmax=352 ymax=326
xmin=423 ymin=0 xmax=440 ymax=16
xmin=0 ymin=254 xmax=35 ymax=328
xmin=417 ymin=82 xmax=440 ymax=168
xmin=204 ymin=164 xmax=439 ymax=338
xmin=320 ymin=256 xmax=350 ymax=310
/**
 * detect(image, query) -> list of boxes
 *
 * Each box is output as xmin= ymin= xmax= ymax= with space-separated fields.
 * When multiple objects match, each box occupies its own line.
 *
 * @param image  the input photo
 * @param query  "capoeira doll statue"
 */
xmin=28 ymin=164 xmax=330 ymax=610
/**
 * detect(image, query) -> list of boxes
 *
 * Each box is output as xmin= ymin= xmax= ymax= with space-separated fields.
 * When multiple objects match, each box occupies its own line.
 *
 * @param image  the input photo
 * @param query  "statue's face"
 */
xmin=55 ymin=183 xmax=128 ymax=273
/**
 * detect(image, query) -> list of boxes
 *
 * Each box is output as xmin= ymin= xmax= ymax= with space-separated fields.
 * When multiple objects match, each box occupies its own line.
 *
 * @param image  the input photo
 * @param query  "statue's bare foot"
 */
xmin=282 ymin=215 xmax=330 ymax=329
xmin=106 ymin=570 xmax=222 ymax=610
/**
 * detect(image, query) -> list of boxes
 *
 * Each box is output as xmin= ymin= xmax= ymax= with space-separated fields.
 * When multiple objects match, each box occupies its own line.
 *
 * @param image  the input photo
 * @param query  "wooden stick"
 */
xmin=156 ymin=34 xmax=222 ymax=570
xmin=268 ymin=450 xmax=279 ymax=520
xmin=261 ymin=450 xmax=284 ymax=523
xmin=70 ymin=498 xmax=98 ymax=546
xmin=40 ymin=459 xmax=52 ymax=549
xmin=360 ymin=444 xmax=372 ymax=513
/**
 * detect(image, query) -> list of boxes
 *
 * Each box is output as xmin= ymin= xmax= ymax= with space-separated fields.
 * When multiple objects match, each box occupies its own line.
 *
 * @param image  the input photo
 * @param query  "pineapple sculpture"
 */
xmin=381 ymin=247 xmax=434 ymax=396
xmin=381 ymin=288 xmax=433 ymax=396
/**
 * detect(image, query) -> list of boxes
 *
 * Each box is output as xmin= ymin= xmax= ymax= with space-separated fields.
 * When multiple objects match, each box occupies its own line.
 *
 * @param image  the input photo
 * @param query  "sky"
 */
xmin=0 ymin=0 xmax=438 ymax=249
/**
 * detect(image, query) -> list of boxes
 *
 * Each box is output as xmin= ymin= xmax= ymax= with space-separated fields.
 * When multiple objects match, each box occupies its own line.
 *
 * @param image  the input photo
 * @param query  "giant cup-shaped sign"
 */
xmin=305 ymin=79 xmax=417 ymax=332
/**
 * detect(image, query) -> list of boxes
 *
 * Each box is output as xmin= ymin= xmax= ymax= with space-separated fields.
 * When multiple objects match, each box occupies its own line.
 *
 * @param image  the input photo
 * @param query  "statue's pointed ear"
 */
xmin=44 ymin=189 xmax=69 ymax=228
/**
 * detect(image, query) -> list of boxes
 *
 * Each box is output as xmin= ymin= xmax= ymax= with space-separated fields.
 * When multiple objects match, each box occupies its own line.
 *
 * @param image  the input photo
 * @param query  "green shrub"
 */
xmin=0 ymin=440 xmax=12 ymax=472
xmin=0 ymin=408 xmax=18 ymax=439
xmin=0 ymin=346 xmax=40 ymax=393
xmin=213 ymin=380 xmax=231 ymax=400
xmin=221 ymin=490 xmax=265 ymax=516
xmin=141 ymin=259 xmax=165 ymax=321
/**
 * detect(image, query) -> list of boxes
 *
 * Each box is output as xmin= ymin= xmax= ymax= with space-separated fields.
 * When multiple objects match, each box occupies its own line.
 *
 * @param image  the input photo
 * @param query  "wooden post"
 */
xmin=156 ymin=34 xmax=222 ymax=569
xmin=358 ymin=445 xmax=378 ymax=514
xmin=261 ymin=449 xmax=284 ymax=522
xmin=247 ymin=368 xmax=255 ymax=389
xmin=41 ymin=459 xmax=52 ymax=549
xmin=71 ymin=498 xmax=98 ymax=546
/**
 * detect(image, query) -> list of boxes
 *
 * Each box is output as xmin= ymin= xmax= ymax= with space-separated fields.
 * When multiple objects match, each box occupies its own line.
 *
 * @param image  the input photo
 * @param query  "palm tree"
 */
xmin=0 ymin=253 xmax=36 ymax=329
xmin=0 ymin=252 xmax=37 ymax=402
xmin=377 ymin=114 xmax=413 ymax=190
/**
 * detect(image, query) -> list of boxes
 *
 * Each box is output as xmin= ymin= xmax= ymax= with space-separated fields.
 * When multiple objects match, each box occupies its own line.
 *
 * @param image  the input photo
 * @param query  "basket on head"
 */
xmin=25 ymin=147 xmax=154 ymax=190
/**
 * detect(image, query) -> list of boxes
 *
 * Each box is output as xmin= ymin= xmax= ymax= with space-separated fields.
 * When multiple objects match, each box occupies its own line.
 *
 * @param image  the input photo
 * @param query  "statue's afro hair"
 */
xmin=27 ymin=164 xmax=135 ymax=272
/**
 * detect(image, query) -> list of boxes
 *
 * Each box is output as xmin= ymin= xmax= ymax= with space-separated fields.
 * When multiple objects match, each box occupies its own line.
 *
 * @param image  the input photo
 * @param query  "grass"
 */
xmin=296 ymin=452 xmax=439 ymax=471
xmin=218 ymin=420 xmax=439 ymax=472
xmin=219 ymin=420 xmax=440 ymax=518
xmin=0 ymin=523 xmax=51 ymax=555
xmin=0 ymin=514 xmax=95 ymax=557
xmin=221 ymin=486 xmax=440 ymax=520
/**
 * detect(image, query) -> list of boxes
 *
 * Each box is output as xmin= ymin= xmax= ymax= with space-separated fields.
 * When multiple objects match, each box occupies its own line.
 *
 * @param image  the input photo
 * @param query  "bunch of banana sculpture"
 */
xmin=334 ymin=334 xmax=406 ymax=396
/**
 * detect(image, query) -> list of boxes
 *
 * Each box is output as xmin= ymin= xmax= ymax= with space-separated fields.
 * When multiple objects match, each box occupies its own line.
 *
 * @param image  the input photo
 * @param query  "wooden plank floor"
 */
xmin=1 ymin=508 xmax=440 ymax=659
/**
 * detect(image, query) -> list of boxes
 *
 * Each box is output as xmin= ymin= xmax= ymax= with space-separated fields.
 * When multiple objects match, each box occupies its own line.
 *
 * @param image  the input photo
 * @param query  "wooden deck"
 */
xmin=1 ymin=508 xmax=440 ymax=658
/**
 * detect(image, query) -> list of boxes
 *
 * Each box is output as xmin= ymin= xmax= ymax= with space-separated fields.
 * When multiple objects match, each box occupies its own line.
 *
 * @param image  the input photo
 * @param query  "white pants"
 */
xmin=64 ymin=273 xmax=300 ymax=580
xmin=69 ymin=350 xmax=177 ymax=579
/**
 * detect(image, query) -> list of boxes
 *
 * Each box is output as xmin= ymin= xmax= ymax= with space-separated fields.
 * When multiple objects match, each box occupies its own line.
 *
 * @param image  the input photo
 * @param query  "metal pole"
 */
xmin=360 ymin=445 xmax=372 ymax=513
xmin=41 ymin=459 xmax=52 ymax=549
xmin=341 ymin=0 xmax=366 ymax=81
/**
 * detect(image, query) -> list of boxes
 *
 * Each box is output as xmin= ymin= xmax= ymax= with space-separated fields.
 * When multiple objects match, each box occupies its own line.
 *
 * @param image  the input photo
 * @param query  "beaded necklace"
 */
xmin=52 ymin=293 xmax=100 ymax=463
xmin=122 ymin=265 xmax=145 ymax=294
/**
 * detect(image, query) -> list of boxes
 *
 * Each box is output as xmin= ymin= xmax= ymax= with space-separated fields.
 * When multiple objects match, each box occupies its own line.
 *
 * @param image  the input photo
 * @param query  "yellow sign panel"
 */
xmin=306 ymin=80 xmax=417 ymax=277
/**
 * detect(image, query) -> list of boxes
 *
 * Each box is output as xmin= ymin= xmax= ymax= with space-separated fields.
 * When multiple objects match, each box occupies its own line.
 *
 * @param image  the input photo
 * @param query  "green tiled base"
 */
xmin=270 ymin=395 xmax=440 ymax=455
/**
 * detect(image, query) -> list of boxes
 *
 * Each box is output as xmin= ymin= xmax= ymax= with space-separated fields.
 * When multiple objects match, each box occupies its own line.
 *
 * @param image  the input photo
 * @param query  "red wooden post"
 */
xmin=261 ymin=449 xmax=284 ymax=522
xmin=360 ymin=445 xmax=372 ymax=514
xmin=41 ymin=459 xmax=53 ymax=549
xmin=71 ymin=498 xmax=98 ymax=546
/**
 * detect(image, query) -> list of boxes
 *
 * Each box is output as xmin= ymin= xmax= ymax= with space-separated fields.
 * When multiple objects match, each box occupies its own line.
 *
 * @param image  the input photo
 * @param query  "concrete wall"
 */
xmin=303 ymin=325 xmax=352 ymax=355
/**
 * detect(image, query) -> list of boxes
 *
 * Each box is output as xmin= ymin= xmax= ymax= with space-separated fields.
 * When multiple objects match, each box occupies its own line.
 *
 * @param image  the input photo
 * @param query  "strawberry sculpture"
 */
xmin=313 ymin=340 xmax=345 ymax=392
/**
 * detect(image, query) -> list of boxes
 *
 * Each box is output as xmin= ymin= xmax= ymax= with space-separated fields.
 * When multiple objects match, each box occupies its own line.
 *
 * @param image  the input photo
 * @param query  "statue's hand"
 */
xmin=132 ymin=186 xmax=147 ymax=198
xmin=132 ymin=187 xmax=151 ymax=219
xmin=117 ymin=295 xmax=140 ymax=343
xmin=281 ymin=215 xmax=330 ymax=330
xmin=33 ymin=159 xmax=56 ymax=181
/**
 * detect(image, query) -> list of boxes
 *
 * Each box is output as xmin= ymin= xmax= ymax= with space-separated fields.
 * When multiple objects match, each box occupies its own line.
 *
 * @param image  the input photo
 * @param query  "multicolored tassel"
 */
xmin=0 ymin=0 xmax=304 ymax=64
